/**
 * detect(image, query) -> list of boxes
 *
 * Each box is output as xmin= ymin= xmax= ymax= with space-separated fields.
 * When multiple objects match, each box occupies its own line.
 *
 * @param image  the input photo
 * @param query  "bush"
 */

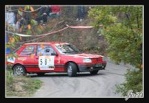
xmin=116 ymin=69 xmax=143 ymax=96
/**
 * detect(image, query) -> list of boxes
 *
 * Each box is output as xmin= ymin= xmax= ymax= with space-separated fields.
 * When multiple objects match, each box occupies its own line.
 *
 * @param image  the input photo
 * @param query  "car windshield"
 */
xmin=55 ymin=43 xmax=80 ymax=54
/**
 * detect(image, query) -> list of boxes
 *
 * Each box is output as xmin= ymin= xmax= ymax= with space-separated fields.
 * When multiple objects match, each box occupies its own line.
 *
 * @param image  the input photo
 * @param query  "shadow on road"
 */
xmin=29 ymin=72 xmax=106 ymax=78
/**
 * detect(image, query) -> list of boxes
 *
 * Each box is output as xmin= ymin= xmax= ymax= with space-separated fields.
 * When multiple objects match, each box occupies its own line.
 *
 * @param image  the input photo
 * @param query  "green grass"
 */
xmin=5 ymin=70 xmax=42 ymax=97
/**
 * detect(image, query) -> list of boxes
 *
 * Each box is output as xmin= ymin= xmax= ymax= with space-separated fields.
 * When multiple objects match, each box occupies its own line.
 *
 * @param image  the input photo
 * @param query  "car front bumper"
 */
xmin=78 ymin=61 xmax=106 ymax=72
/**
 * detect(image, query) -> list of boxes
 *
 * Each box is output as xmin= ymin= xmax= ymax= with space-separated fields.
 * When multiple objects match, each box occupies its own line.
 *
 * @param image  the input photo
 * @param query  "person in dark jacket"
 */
xmin=24 ymin=6 xmax=32 ymax=25
xmin=76 ymin=5 xmax=85 ymax=22
xmin=36 ymin=5 xmax=49 ymax=25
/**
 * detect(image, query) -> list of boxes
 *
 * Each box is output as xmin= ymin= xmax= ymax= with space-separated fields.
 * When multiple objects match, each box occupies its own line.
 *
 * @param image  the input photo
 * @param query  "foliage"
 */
xmin=116 ymin=69 xmax=142 ymax=96
xmin=105 ymin=23 xmax=142 ymax=67
xmin=5 ymin=5 xmax=44 ymax=97
xmin=88 ymin=5 xmax=143 ymax=96
xmin=88 ymin=6 xmax=143 ymax=69
xmin=6 ymin=35 xmax=20 ymax=59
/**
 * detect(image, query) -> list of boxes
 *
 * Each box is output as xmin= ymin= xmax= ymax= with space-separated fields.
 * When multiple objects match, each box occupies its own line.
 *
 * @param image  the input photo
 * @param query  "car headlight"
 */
xmin=83 ymin=58 xmax=92 ymax=63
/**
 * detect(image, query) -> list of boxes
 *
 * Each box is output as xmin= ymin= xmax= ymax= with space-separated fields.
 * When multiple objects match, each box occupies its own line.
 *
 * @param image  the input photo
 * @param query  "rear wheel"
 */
xmin=90 ymin=70 xmax=99 ymax=75
xmin=13 ymin=64 xmax=27 ymax=76
xmin=67 ymin=62 xmax=77 ymax=77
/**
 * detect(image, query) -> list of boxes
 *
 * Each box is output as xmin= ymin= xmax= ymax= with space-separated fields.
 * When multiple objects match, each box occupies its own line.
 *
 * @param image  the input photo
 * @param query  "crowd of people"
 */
xmin=5 ymin=5 xmax=61 ymax=32
xmin=5 ymin=5 xmax=90 ymax=54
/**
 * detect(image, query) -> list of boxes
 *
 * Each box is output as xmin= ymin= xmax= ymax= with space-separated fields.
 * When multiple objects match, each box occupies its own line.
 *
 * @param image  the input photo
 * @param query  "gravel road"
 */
xmin=31 ymin=58 xmax=130 ymax=98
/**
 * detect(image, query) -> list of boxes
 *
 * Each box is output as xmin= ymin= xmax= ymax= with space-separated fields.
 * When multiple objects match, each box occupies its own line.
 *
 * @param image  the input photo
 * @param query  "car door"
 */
xmin=18 ymin=44 xmax=37 ymax=71
xmin=34 ymin=44 xmax=61 ymax=71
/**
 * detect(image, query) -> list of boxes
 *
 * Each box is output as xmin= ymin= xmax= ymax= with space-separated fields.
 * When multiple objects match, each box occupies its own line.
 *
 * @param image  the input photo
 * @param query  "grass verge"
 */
xmin=5 ymin=70 xmax=42 ymax=97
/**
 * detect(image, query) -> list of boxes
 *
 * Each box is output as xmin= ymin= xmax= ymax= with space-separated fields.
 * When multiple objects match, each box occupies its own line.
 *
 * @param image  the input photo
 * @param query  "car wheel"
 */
xmin=13 ymin=65 xmax=26 ymax=76
xmin=67 ymin=62 xmax=77 ymax=77
xmin=90 ymin=70 xmax=99 ymax=75
xmin=37 ymin=73 xmax=45 ymax=76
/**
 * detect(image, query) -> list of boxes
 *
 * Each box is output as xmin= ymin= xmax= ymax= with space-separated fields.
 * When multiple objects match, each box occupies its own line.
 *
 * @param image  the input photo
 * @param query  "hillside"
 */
xmin=6 ymin=6 xmax=108 ymax=56
xmin=18 ymin=16 xmax=107 ymax=56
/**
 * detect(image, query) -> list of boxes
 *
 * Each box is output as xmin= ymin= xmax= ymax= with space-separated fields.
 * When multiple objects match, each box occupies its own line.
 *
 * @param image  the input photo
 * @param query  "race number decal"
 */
xmin=38 ymin=56 xmax=55 ymax=70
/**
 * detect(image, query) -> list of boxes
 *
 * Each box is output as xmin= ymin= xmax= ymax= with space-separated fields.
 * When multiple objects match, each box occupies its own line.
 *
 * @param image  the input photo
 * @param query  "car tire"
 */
xmin=13 ymin=64 xmax=27 ymax=76
xmin=67 ymin=62 xmax=77 ymax=77
xmin=37 ymin=73 xmax=45 ymax=76
xmin=90 ymin=70 xmax=99 ymax=75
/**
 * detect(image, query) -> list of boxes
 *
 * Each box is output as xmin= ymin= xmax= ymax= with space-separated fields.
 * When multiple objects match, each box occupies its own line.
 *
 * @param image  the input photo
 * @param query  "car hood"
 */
xmin=66 ymin=53 xmax=103 ymax=58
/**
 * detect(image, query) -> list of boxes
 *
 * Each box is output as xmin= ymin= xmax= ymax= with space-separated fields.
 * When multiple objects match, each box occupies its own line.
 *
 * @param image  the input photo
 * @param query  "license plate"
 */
xmin=95 ymin=64 xmax=101 ymax=67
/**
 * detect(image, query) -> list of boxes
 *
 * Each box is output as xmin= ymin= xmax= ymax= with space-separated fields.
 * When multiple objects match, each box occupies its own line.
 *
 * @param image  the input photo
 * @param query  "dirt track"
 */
xmin=31 ymin=58 xmax=130 ymax=98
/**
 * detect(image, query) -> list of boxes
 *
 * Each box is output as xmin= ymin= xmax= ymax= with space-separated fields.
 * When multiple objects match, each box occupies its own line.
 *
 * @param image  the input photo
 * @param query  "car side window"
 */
xmin=20 ymin=45 xmax=35 ymax=56
xmin=37 ymin=44 xmax=56 ymax=56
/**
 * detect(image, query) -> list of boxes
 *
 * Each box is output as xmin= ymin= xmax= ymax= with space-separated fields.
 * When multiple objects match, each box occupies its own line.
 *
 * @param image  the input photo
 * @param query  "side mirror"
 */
xmin=51 ymin=52 xmax=58 ymax=56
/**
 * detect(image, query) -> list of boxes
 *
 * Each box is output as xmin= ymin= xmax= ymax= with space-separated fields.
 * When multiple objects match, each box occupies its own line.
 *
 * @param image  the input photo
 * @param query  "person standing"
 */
xmin=24 ymin=5 xmax=34 ymax=25
xmin=5 ymin=8 xmax=16 ymax=31
xmin=49 ymin=5 xmax=61 ymax=18
xmin=76 ymin=5 xmax=85 ymax=22
xmin=36 ymin=5 xmax=49 ymax=25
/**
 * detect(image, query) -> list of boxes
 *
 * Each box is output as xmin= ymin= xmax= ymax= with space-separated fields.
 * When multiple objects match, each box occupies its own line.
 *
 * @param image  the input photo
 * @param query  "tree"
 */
xmin=88 ymin=6 xmax=143 ymax=96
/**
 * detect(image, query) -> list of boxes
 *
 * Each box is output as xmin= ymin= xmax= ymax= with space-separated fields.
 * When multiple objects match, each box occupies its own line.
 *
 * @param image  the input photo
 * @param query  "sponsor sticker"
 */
xmin=7 ymin=57 xmax=15 ymax=63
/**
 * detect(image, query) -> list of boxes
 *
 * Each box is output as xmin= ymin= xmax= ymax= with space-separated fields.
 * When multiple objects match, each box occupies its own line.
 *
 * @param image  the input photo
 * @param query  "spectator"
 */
xmin=36 ymin=5 xmax=49 ymax=25
xmin=47 ymin=5 xmax=52 ymax=18
xmin=24 ymin=5 xmax=34 ymax=25
xmin=49 ymin=5 xmax=61 ymax=18
xmin=15 ymin=18 xmax=20 ymax=32
xmin=5 ymin=8 xmax=16 ymax=31
xmin=15 ymin=16 xmax=26 ymax=32
xmin=76 ymin=5 xmax=85 ymax=22
xmin=35 ymin=15 xmax=42 ymax=25
xmin=15 ymin=17 xmax=25 ymax=32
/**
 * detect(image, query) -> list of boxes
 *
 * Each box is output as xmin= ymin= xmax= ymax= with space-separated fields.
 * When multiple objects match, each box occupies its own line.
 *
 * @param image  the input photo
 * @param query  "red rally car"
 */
xmin=6 ymin=42 xmax=107 ymax=77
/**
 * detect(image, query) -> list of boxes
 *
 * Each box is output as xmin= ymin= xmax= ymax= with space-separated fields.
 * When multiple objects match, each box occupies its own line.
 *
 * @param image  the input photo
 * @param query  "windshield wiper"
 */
xmin=63 ymin=51 xmax=79 ymax=54
xmin=63 ymin=51 xmax=71 ymax=53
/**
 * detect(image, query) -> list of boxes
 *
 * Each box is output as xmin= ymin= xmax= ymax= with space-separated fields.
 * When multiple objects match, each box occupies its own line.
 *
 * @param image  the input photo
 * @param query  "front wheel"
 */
xmin=67 ymin=62 xmax=77 ymax=77
xmin=13 ymin=65 xmax=27 ymax=76
xmin=90 ymin=70 xmax=99 ymax=75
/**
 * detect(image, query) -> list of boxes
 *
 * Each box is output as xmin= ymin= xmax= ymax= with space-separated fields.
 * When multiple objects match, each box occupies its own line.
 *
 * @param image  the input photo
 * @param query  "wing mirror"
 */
xmin=51 ymin=52 xmax=58 ymax=56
